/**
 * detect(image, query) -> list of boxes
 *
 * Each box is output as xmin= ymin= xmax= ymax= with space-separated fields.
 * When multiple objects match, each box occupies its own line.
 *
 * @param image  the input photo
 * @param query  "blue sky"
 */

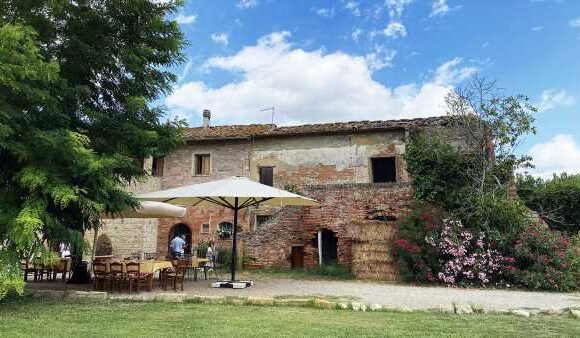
xmin=162 ymin=0 xmax=580 ymax=177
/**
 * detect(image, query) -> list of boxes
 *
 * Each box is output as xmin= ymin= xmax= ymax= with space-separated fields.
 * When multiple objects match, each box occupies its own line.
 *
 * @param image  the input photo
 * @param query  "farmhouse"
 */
xmin=91 ymin=110 xmax=459 ymax=280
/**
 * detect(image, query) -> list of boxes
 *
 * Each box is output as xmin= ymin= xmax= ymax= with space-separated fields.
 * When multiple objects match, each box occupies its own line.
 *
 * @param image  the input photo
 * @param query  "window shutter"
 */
xmin=259 ymin=167 xmax=274 ymax=186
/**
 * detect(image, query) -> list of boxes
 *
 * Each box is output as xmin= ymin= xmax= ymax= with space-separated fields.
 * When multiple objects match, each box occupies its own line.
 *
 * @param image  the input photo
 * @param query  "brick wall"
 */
xmin=242 ymin=183 xmax=412 ymax=280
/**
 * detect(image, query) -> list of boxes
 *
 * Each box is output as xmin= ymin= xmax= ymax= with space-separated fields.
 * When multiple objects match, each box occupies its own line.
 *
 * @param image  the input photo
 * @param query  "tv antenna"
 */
xmin=260 ymin=106 xmax=275 ymax=125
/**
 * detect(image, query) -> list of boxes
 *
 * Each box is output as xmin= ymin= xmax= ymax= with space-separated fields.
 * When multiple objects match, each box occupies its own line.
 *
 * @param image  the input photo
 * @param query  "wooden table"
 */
xmin=105 ymin=260 xmax=174 ymax=290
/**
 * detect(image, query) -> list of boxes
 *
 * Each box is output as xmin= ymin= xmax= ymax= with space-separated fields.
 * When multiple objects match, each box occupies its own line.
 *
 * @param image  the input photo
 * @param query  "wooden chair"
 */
xmin=109 ymin=262 xmax=125 ymax=293
xmin=126 ymin=262 xmax=151 ymax=294
xmin=32 ymin=258 xmax=51 ymax=282
xmin=21 ymin=260 xmax=37 ymax=282
xmin=93 ymin=262 xmax=111 ymax=291
xmin=52 ymin=259 xmax=70 ymax=282
xmin=163 ymin=260 xmax=187 ymax=291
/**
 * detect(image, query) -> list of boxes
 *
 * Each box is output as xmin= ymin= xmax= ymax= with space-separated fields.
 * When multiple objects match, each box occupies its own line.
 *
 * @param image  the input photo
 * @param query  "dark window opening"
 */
xmin=256 ymin=215 xmax=272 ymax=229
xmin=152 ymin=156 xmax=164 ymax=177
xmin=218 ymin=221 xmax=233 ymax=239
xmin=259 ymin=166 xmax=274 ymax=186
xmin=201 ymin=223 xmax=209 ymax=234
xmin=371 ymin=157 xmax=396 ymax=183
xmin=195 ymin=154 xmax=210 ymax=175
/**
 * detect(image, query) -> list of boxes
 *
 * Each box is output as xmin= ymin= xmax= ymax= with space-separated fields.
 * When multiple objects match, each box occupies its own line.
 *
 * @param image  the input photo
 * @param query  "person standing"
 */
xmin=170 ymin=234 xmax=186 ymax=259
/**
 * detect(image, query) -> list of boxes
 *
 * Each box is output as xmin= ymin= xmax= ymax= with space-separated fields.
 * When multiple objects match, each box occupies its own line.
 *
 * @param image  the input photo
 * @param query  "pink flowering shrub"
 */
xmin=426 ymin=219 xmax=514 ymax=286
xmin=512 ymin=223 xmax=572 ymax=290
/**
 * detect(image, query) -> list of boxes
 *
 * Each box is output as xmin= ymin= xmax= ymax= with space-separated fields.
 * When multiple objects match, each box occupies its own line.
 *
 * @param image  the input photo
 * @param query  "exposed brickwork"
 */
xmin=97 ymin=116 xmax=464 ymax=281
xmin=156 ymin=206 xmax=250 ymax=258
xmin=242 ymin=183 xmax=412 ymax=280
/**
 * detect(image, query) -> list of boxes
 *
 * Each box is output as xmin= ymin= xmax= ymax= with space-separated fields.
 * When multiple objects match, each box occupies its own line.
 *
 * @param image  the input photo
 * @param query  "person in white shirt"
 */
xmin=170 ymin=234 xmax=186 ymax=258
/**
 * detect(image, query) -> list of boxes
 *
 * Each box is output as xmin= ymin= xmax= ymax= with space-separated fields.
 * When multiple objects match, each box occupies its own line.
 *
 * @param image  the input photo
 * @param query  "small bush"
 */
xmin=512 ymin=223 xmax=571 ymax=290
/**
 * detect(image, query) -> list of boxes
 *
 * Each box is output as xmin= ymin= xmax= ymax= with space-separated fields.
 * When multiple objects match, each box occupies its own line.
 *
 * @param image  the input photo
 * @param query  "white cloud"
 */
xmin=175 ymin=14 xmax=197 ymax=25
xmin=237 ymin=0 xmax=258 ymax=9
xmin=385 ymin=0 xmax=413 ymax=19
xmin=314 ymin=7 xmax=336 ymax=18
xmin=344 ymin=1 xmax=361 ymax=16
xmin=365 ymin=45 xmax=397 ymax=71
xmin=351 ymin=28 xmax=363 ymax=41
xmin=536 ymin=89 xmax=575 ymax=112
xmin=165 ymin=31 xmax=476 ymax=125
xmin=429 ymin=0 xmax=450 ymax=17
xmin=211 ymin=33 xmax=229 ymax=46
xmin=531 ymin=26 xmax=543 ymax=31
xmin=179 ymin=61 xmax=192 ymax=82
xmin=569 ymin=18 xmax=580 ymax=28
xmin=527 ymin=134 xmax=580 ymax=178
xmin=383 ymin=22 xmax=407 ymax=39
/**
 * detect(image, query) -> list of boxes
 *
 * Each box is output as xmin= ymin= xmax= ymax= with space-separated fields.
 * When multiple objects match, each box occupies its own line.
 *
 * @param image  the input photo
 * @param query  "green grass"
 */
xmin=1 ymin=298 xmax=580 ymax=337
xmin=250 ymin=264 xmax=353 ymax=280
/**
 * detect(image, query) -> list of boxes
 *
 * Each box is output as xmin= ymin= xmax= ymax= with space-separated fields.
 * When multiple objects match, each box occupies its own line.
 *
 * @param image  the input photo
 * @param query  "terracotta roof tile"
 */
xmin=185 ymin=116 xmax=449 ymax=141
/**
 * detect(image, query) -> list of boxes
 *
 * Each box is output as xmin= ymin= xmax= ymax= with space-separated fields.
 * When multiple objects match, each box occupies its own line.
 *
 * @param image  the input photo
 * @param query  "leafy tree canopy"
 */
xmin=517 ymin=173 xmax=580 ymax=234
xmin=0 ymin=0 xmax=186 ymax=297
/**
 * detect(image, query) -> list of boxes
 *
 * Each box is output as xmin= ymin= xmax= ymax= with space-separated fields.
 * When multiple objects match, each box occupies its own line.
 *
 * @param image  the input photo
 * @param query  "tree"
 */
xmin=0 ymin=0 xmax=186 ymax=297
xmin=445 ymin=76 xmax=536 ymax=194
xmin=517 ymin=173 xmax=580 ymax=234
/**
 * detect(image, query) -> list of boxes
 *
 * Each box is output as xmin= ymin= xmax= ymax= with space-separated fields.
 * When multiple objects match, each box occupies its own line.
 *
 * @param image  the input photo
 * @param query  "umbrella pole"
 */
xmin=231 ymin=197 xmax=239 ymax=282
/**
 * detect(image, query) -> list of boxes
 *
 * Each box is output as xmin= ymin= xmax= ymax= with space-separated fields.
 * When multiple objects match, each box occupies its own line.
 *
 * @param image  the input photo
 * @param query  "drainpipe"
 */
xmin=317 ymin=230 xmax=322 ymax=266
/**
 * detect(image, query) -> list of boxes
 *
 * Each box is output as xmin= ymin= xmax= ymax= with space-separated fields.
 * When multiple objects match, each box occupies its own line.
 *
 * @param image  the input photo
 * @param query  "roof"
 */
xmin=184 ymin=116 xmax=449 ymax=141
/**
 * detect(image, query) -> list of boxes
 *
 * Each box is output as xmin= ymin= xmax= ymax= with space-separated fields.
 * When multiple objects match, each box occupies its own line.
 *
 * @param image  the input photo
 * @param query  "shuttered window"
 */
xmin=259 ymin=166 xmax=274 ymax=186
xmin=194 ymin=154 xmax=210 ymax=175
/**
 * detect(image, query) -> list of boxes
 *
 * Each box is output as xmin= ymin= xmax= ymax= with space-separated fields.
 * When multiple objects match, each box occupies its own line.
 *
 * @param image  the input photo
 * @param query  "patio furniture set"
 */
xmin=92 ymin=257 xmax=213 ymax=294
xmin=21 ymin=258 xmax=72 ymax=282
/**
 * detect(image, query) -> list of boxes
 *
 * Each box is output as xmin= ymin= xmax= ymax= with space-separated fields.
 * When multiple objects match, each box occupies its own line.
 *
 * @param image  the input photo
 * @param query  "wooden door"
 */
xmin=291 ymin=246 xmax=304 ymax=269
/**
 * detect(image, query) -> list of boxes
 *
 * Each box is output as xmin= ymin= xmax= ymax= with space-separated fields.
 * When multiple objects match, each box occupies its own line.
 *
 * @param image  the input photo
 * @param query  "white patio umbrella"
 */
xmin=94 ymin=201 xmax=186 ymax=263
xmin=101 ymin=201 xmax=187 ymax=219
xmin=136 ymin=176 xmax=319 ymax=283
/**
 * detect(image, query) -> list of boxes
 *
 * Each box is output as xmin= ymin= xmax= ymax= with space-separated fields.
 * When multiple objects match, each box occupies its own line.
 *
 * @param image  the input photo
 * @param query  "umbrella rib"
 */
xmin=199 ymin=197 xmax=232 ymax=209
xmin=217 ymin=197 xmax=235 ymax=209
xmin=240 ymin=197 xmax=274 ymax=209
xmin=238 ymin=197 xmax=257 ymax=209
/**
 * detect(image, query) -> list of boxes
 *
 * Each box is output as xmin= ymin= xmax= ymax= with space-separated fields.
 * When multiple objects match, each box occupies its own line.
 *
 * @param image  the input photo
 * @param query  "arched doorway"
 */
xmin=168 ymin=223 xmax=192 ymax=256
xmin=319 ymin=229 xmax=338 ymax=265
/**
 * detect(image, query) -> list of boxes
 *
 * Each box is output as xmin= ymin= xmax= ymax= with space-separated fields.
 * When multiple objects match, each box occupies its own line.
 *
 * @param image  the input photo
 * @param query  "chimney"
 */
xmin=202 ymin=109 xmax=211 ymax=128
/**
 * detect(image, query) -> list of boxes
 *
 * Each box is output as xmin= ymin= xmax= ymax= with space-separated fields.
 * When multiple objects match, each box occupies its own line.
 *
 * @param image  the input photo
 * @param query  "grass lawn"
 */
xmin=1 ymin=298 xmax=579 ymax=337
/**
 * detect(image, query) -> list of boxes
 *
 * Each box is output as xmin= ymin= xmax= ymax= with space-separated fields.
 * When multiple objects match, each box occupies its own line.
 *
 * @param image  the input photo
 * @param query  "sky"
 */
xmin=160 ymin=0 xmax=580 ymax=178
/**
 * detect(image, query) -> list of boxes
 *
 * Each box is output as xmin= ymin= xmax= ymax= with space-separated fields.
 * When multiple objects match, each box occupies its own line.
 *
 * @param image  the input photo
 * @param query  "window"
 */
xmin=371 ymin=157 xmax=396 ymax=183
xmin=201 ymin=223 xmax=210 ymax=234
xmin=194 ymin=154 xmax=210 ymax=175
xmin=259 ymin=166 xmax=274 ymax=186
xmin=218 ymin=222 xmax=233 ymax=239
xmin=152 ymin=156 xmax=164 ymax=177
xmin=256 ymin=215 xmax=272 ymax=229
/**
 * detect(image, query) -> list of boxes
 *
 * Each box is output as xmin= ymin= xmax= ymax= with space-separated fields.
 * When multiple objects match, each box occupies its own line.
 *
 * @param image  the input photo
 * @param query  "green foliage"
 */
xmin=392 ymin=202 xmax=440 ymax=283
xmin=0 ymin=1 xmax=186 ymax=297
xmin=512 ymin=224 xmax=571 ymax=291
xmin=405 ymin=135 xmax=475 ymax=210
xmin=517 ymin=173 xmax=580 ymax=234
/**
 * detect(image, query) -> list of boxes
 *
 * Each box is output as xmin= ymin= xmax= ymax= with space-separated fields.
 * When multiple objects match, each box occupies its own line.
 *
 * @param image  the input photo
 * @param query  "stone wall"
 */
xmin=161 ymin=140 xmax=251 ymax=189
xmin=250 ymin=131 xmax=408 ymax=189
xmin=86 ymin=218 xmax=158 ymax=260
xmin=242 ymin=183 xmax=412 ymax=280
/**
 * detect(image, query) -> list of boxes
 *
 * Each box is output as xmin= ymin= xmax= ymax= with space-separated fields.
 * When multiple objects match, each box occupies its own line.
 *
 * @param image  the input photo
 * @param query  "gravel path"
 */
xmin=176 ymin=278 xmax=580 ymax=310
xmin=29 ymin=277 xmax=580 ymax=310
